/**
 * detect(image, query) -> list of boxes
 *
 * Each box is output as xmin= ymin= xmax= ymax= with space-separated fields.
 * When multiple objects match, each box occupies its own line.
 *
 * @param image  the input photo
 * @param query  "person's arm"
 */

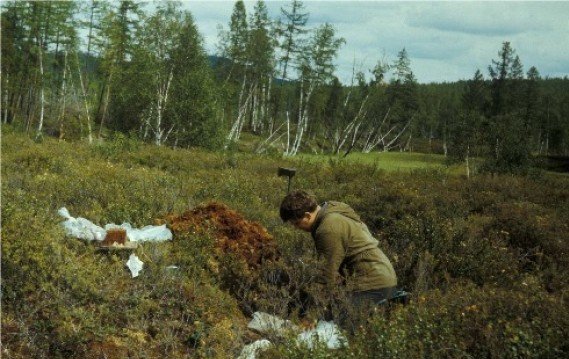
xmin=314 ymin=224 xmax=346 ymax=287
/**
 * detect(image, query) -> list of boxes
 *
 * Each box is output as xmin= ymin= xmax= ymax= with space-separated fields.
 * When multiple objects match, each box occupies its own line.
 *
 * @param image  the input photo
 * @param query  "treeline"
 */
xmin=2 ymin=0 xmax=568 ymax=169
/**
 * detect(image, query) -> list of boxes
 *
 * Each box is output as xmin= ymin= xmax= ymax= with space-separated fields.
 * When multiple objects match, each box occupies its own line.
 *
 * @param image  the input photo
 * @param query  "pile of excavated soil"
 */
xmin=165 ymin=202 xmax=279 ymax=268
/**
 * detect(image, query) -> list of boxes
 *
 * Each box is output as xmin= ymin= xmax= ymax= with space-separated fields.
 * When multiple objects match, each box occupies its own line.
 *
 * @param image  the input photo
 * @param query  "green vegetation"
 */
xmin=2 ymin=2 xmax=568 ymax=356
xmin=3 ymin=128 xmax=568 ymax=358
xmin=3 ymin=1 xmax=568 ymax=168
xmin=297 ymin=151 xmax=453 ymax=172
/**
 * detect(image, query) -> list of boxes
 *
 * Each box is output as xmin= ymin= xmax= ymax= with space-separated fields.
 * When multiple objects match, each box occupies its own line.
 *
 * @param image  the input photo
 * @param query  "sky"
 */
xmin=177 ymin=0 xmax=569 ymax=84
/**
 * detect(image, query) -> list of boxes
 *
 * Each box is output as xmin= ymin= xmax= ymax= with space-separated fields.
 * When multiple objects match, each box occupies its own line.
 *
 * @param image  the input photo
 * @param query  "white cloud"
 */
xmin=406 ymin=2 xmax=554 ymax=36
xmin=181 ymin=0 xmax=569 ymax=83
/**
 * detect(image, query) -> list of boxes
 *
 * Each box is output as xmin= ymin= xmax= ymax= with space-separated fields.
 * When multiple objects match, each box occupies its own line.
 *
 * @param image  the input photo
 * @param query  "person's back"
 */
xmin=312 ymin=201 xmax=397 ymax=292
xmin=280 ymin=190 xmax=398 ymax=306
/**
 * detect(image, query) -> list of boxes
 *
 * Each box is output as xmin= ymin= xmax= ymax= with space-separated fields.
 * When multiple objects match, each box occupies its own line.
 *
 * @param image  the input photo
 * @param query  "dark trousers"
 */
xmin=331 ymin=287 xmax=396 ymax=334
xmin=350 ymin=286 xmax=396 ymax=307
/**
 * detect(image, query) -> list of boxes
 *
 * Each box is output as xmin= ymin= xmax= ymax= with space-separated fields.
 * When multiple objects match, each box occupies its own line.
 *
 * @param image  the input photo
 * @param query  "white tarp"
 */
xmin=239 ymin=312 xmax=347 ymax=358
xmin=58 ymin=207 xmax=172 ymax=242
xmin=296 ymin=320 xmax=346 ymax=349
xmin=247 ymin=311 xmax=298 ymax=336
xmin=237 ymin=339 xmax=272 ymax=359
xmin=126 ymin=253 xmax=144 ymax=278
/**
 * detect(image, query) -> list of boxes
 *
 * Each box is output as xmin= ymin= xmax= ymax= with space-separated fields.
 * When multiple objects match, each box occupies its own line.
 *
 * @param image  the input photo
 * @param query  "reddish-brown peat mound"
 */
xmin=165 ymin=202 xmax=279 ymax=269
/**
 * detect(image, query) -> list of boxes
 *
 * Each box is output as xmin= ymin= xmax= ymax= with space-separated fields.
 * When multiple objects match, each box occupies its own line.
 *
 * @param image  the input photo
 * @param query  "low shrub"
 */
xmin=3 ymin=131 xmax=568 ymax=358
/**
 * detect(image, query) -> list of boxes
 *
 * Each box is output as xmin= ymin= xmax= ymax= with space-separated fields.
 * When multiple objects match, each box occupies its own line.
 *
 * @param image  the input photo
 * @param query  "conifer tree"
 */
xmin=278 ymin=0 xmax=309 ymax=81
xmin=486 ymin=42 xmax=531 ymax=172
xmin=525 ymin=66 xmax=542 ymax=150
xmin=247 ymin=0 xmax=275 ymax=133
xmin=1 ymin=1 xmax=77 ymax=138
xmin=101 ymin=0 xmax=142 ymax=133
xmin=229 ymin=1 xmax=248 ymax=66
xmin=386 ymin=48 xmax=418 ymax=149
xmin=168 ymin=12 xmax=223 ymax=149
xmin=488 ymin=41 xmax=516 ymax=116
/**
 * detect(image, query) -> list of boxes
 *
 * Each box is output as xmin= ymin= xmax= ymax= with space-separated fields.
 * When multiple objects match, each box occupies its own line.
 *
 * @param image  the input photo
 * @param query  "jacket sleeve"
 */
xmin=314 ymin=220 xmax=346 ymax=287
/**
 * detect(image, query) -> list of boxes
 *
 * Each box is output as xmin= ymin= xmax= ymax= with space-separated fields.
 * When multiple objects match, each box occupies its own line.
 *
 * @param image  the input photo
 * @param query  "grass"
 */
xmin=296 ymin=151 xmax=462 ymax=172
xmin=2 ymin=127 xmax=569 ymax=358
xmin=346 ymin=151 xmax=445 ymax=166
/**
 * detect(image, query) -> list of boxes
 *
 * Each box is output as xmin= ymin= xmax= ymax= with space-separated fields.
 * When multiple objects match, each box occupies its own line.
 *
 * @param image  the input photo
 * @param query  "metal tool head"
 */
xmin=277 ymin=167 xmax=297 ymax=193
xmin=277 ymin=167 xmax=297 ymax=178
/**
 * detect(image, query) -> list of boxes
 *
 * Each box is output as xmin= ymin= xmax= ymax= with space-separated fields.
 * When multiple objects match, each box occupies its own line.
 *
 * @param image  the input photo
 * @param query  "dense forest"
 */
xmin=2 ymin=0 xmax=569 ymax=171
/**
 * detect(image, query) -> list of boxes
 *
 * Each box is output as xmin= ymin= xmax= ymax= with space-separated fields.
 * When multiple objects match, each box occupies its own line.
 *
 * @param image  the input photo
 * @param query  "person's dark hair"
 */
xmin=279 ymin=190 xmax=318 ymax=222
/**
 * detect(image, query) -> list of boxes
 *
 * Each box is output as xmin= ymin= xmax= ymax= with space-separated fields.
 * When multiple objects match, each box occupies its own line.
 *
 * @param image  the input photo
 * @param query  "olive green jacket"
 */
xmin=311 ymin=201 xmax=397 ymax=292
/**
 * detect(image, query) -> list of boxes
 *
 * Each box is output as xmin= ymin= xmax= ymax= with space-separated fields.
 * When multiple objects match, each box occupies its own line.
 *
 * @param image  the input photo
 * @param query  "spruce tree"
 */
xmin=169 ymin=12 xmax=223 ymax=149
xmin=486 ymin=42 xmax=531 ymax=172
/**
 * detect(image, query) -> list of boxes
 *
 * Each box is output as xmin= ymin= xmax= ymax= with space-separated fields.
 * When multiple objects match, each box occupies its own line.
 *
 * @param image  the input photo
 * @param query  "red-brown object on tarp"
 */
xmin=101 ymin=228 xmax=127 ymax=246
xmin=165 ymin=202 xmax=279 ymax=268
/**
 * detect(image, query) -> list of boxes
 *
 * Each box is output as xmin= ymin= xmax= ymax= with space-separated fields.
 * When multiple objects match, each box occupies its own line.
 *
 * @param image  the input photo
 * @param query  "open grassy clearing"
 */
xmin=295 ymin=151 xmax=468 ymax=174
xmin=299 ymin=151 xmax=446 ymax=167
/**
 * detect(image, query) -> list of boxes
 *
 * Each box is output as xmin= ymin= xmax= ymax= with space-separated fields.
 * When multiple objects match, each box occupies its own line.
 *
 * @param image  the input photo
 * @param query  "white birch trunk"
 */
xmin=35 ymin=39 xmax=45 ymax=139
xmin=3 ymin=73 xmax=8 ymax=124
xmin=383 ymin=120 xmax=411 ymax=152
xmin=143 ymin=105 xmax=153 ymax=141
xmin=58 ymin=50 xmax=68 ymax=139
xmin=363 ymin=125 xmax=395 ymax=153
xmin=266 ymin=78 xmax=273 ymax=134
xmin=362 ymin=108 xmax=391 ymax=153
xmin=155 ymin=83 xmax=163 ymax=146
xmin=285 ymin=111 xmax=291 ymax=155
xmin=155 ymin=68 xmax=174 ymax=146
xmin=465 ymin=144 xmax=470 ymax=179
xmin=76 ymin=52 xmax=93 ymax=144
xmin=163 ymin=123 xmax=176 ymax=143
xmin=255 ymin=122 xmax=285 ymax=154
xmin=236 ymin=85 xmax=254 ymax=140
xmin=226 ymin=74 xmax=248 ymax=145
xmin=335 ymin=93 xmax=370 ymax=154
xmin=290 ymin=80 xmax=305 ymax=155
xmin=251 ymin=81 xmax=259 ymax=132
xmin=98 ymin=73 xmax=112 ymax=138
xmin=288 ymin=81 xmax=316 ymax=156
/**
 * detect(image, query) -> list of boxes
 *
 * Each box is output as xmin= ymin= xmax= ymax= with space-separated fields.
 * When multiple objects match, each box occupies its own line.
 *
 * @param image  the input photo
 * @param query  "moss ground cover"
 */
xmin=2 ymin=129 xmax=568 ymax=358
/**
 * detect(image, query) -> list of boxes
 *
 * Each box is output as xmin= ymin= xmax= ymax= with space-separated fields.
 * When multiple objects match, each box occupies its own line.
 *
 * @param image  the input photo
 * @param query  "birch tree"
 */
xmin=137 ymin=2 xmax=183 ymax=146
xmin=0 ymin=1 xmax=77 ymax=138
xmin=286 ymin=23 xmax=344 ymax=156
xmin=222 ymin=0 xmax=251 ymax=147
xmin=247 ymin=0 xmax=276 ymax=134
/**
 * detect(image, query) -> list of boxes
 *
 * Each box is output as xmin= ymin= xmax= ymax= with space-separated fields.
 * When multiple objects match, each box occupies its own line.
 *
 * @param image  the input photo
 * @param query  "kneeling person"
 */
xmin=280 ymin=190 xmax=397 ymax=306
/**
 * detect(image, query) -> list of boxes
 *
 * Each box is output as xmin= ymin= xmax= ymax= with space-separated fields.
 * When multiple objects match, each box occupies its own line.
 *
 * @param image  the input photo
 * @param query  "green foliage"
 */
xmin=348 ymin=283 xmax=569 ymax=358
xmin=168 ymin=12 xmax=223 ymax=150
xmin=3 ymin=129 xmax=569 ymax=358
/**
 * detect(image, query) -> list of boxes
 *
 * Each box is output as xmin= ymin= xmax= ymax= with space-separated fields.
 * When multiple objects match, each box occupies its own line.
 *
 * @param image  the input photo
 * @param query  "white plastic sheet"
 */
xmin=244 ymin=312 xmax=347 ymax=354
xmin=296 ymin=320 xmax=346 ymax=349
xmin=247 ymin=311 xmax=298 ymax=336
xmin=58 ymin=207 xmax=106 ymax=241
xmin=126 ymin=253 xmax=144 ymax=278
xmin=237 ymin=339 xmax=272 ymax=359
xmin=58 ymin=207 xmax=173 ymax=242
